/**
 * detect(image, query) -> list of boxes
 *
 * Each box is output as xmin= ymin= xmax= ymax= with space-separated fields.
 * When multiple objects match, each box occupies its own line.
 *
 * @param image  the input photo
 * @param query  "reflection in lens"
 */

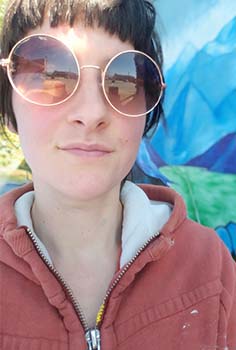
xmin=10 ymin=35 xmax=79 ymax=105
xmin=104 ymin=51 xmax=162 ymax=116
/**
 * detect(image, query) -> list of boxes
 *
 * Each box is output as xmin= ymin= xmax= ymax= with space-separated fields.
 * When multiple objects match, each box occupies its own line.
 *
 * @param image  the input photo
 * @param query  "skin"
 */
xmin=11 ymin=21 xmax=146 ymax=274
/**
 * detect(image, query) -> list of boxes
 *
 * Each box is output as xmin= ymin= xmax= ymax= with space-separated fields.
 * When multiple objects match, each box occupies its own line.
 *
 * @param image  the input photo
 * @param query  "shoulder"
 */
xmin=138 ymin=183 xmax=232 ymax=262
xmin=173 ymin=217 xmax=236 ymax=313
xmin=139 ymin=183 xmax=236 ymax=294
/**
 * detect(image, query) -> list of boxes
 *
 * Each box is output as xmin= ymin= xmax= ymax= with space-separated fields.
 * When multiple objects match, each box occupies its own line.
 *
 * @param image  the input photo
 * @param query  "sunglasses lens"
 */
xmin=104 ymin=51 xmax=162 ymax=116
xmin=10 ymin=35 xmax=79 ymax=105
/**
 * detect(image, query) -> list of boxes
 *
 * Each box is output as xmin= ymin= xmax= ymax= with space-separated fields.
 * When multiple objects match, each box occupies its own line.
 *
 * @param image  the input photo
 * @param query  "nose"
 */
xmin=66 ymin=66 xmax=110 ymax=131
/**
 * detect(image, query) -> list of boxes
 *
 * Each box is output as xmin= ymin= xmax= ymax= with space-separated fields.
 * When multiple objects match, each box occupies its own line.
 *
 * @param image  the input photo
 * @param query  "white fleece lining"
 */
xmin=14 ymin=191 xmax=54 ymax=265
xmin=14 ymin=181 xmax=172 ymax=269
xmin=120 ymin=182 xmax=172 ymax=267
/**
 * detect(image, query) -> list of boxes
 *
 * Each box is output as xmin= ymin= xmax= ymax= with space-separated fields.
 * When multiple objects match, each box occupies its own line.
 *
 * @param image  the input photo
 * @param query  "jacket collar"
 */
xmin=0 ymin=182 xmax=34 ymax=234
xmin=0 ymin=182 xmax=187 ymax=287
xmin=0 ymin=182 xmax=186 ymax=239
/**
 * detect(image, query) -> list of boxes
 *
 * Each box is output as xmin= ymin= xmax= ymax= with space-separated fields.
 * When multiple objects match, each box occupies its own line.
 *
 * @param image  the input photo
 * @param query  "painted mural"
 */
xmin=135 ymin=0 xmax=236 ymax=257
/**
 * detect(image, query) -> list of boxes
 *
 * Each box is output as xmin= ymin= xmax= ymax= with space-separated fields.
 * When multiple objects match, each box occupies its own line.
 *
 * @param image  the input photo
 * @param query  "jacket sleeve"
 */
xmin=219 ymin=240 xmax=236 ymax=348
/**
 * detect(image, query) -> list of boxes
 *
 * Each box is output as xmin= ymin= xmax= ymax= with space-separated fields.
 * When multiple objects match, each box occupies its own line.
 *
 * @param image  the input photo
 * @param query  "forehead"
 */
xmin=26 ymin=21 xmax=134 ymax=63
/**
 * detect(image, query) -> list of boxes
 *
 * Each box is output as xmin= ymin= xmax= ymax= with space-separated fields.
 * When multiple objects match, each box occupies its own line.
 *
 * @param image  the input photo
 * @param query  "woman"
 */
xmin=0 ymin=1 xmax=235 ymax=349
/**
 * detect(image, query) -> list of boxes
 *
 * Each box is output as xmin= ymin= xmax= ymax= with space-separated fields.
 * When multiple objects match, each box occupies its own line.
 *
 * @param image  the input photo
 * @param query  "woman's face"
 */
xmin=12 ymin=21 xmax=146 ymax=201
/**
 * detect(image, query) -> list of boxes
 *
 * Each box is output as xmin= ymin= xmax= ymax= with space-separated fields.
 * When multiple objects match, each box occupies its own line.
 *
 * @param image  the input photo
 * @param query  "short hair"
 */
xmin=0 ymin=0 xmax=165 ymax=136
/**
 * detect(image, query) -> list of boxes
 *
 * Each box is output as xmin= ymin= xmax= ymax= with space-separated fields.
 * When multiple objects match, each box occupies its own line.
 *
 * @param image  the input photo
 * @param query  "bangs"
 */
xmin=5 ymin=0 xmax=156 ymax=52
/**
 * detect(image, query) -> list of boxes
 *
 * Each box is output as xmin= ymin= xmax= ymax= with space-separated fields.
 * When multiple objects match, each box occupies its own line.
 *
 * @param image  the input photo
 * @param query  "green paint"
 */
xmin=160 ymin=166 xmax=236 ymax=229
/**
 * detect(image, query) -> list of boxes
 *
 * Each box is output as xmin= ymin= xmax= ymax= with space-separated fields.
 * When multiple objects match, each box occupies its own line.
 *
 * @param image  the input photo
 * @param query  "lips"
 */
xmin=58 ymin=143 xmax=113 ymax=157
xmin=60 ymin=143 xmax=112 ymax=152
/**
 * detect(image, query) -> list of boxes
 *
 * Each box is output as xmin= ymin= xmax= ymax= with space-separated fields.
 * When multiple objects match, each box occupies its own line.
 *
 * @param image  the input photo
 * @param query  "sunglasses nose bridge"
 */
xmin=71 ymin=65 xmax=107 ymax=116
xmin=79 ymin=64 xmax=104 ymax=92
xmin=80 ymin=65 xmax=101 ymax=71
xmin=80 ymin=65 xmax=102 ymax=82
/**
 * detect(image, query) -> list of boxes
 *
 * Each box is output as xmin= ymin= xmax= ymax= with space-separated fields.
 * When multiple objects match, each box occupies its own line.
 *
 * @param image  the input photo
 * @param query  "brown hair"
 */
xmin=0 ymin=0 xmax=164 ymax=135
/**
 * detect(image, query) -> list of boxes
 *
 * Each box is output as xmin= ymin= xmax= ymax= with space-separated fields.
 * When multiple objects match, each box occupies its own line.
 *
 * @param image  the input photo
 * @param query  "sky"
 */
xmin=155 ymin=0 xmax=236 ymax=68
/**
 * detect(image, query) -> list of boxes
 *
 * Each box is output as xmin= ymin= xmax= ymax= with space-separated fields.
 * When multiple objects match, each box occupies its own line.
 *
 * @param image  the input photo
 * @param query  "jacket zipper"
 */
xmin=25 ymin=228 xmax=88 ymax=330
xmin=85 ymin=328 xmax=101 ymax=350
xmin=25 ymin=227 xmax=173 ymax=349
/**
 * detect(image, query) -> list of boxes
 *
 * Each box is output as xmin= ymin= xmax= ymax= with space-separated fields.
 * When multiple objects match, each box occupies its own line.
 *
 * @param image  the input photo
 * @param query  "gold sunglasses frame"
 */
xmin=0 ymin=33 xmax=166 ymax=117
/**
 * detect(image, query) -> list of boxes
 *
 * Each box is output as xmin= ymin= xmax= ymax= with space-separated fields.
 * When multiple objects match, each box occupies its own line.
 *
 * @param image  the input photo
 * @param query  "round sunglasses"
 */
xmin=0 ymin=34 xmax=166 ymax=117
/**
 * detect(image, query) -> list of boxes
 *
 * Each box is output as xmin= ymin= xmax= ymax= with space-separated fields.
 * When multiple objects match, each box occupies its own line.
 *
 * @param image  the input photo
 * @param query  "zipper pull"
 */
xmin=85 ymin=328 xmax=101 ymax=350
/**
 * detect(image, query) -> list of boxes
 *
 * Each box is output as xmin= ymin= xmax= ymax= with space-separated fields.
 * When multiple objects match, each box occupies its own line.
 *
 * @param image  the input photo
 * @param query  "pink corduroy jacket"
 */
xmin=0 ymin=183 xmax=236 ymax=350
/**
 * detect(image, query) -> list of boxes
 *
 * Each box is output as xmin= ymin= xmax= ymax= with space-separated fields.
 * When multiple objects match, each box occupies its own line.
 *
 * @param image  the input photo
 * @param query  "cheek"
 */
xmin=12 ymin=93 xmax=54 ymax=160
xmin=12 ymin=93 xmax=53 ymax=136
xmin=119 ymin=117 xmax=146 ymax=155
xmin=122 ymin=117 xmax=145 ymax=141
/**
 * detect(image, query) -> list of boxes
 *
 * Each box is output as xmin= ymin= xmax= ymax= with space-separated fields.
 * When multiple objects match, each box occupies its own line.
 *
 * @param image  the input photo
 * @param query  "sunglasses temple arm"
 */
xmin=162 ymin=82 xmax=167 ymax=90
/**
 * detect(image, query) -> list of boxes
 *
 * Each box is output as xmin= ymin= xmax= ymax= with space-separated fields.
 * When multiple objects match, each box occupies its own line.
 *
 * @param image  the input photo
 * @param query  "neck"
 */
xmin=31 ymin=184 xmax=123 ymax=264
